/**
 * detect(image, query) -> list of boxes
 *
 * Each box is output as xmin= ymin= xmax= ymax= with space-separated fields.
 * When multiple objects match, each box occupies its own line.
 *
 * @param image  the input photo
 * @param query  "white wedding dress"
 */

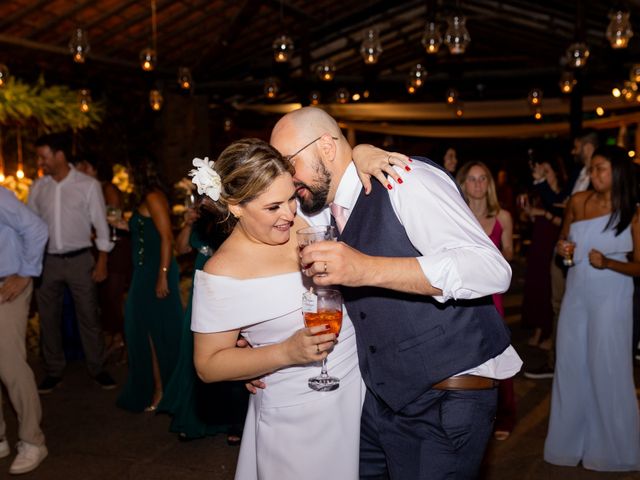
xmin=192 ymin=269 xmax=365 ymax=480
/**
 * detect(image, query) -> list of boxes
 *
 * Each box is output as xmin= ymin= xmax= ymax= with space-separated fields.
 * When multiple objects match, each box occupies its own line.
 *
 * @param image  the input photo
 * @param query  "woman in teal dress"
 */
xmin=159 ymin=207 xmax=248 ymax=441
xmin=114 ymin=155 xmax=183 ymax=412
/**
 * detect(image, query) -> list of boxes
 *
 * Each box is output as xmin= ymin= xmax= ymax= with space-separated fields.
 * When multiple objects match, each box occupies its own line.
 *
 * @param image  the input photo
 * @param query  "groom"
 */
xmin=271 ymin=107 xmax=521 ymax=479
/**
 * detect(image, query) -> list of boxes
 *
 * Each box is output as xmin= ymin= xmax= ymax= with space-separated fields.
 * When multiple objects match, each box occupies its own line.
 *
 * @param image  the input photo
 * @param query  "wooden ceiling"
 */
xmin=1 ymin=0 xmax=639 ymax=108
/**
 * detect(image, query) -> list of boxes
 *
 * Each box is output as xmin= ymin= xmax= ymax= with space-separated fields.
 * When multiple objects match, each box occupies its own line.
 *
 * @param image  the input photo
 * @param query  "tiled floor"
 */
xmin=2 ymin=259 xmax=640 ymax=479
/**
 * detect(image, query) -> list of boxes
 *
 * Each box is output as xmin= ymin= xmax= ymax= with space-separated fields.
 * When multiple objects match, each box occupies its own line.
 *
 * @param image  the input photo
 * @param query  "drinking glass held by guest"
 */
xmin=544 ymin=145 xmax=640 ymax=471
xmin=75 ymin=154 xmax=132 ymax=363
xmin=458 ymin=161 xmax=516 ymax=441
xmin=158 ymin=206 xmax=248 ymax=442
xmin=115 ymin=154 xmax=183 ymax=413
xmin=191 ymin=139 xmax=365 ymax=480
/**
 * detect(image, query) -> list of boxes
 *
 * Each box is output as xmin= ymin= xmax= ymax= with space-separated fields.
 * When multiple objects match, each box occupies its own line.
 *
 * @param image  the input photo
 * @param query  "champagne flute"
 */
xmin=302 ymin=288 xmax=343 ymax=391
xmin=106 ymin=205 xmax=122 ymax=242
xmin=563 ymin=235 xmax=576 ymax=267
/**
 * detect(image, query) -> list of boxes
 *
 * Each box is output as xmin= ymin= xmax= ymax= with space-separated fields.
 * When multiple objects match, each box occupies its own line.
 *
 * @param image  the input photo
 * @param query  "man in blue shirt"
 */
xmin=0 ymin=186 xmax=49 ymax=474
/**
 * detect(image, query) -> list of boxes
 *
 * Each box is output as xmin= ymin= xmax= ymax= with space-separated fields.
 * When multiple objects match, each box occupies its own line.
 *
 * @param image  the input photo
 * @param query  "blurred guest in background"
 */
xmin=0 ymin=186 xmax=49 ymax=475
xmin=458 ymin=161 xmax=516 ymax=440
xmin=76 ymin=154 xmax=132 ymax=364
xmin=544 ymin=145 xmax=640 ymax=471
xmin=442 ymin=146 xmax=458 ymax=176
xmin=115 ymin=153 xmax=183 ymax=413
xmin=28 ymin=133 xmax=116 ymax=394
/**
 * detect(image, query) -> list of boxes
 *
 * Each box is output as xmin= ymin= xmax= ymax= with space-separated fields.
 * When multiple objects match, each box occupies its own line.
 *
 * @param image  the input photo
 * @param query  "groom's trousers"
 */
xmin=359 ymin=386 xmax=497 ymax=479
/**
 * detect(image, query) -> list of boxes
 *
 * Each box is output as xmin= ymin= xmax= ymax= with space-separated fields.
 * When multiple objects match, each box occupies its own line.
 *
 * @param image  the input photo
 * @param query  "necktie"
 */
xmin=330 ymin=202 xmax=347 ymax=233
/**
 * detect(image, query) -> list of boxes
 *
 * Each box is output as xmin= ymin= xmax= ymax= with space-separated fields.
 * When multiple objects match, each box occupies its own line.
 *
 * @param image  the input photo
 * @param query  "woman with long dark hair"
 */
xmin=114 ymin=154 xmax=183 ymax=412
xmin=544 ymin=145 xmax=640 ymax=471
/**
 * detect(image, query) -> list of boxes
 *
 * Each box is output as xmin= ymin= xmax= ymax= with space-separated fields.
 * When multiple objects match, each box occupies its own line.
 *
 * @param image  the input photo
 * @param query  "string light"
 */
xmin=421 ymin=21 xmax=442 ymax=54
xmin=140 ymin=1 xmax=158 ymax=71
xmin=69 ymin=28 xmax=90 ymax=63
xmin=0 ymin=64 xmax=9 ymax=88
xmin=360 ymin=28 xmax=383 ymax=64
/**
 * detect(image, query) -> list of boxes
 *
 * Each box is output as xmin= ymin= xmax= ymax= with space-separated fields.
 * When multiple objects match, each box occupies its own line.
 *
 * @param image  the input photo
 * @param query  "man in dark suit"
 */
xmin=271 ymin=107 xmax=521 ymax=479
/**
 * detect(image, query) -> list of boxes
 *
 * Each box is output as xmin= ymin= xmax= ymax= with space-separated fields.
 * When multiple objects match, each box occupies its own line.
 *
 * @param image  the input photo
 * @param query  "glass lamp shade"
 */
xmin=264 ymin=77 xmax=280 ymax=99
xmin=454 ymin=103 xmax=464 ymax=118
xmin=559 ymin=71 xmax=576 ymax=94
xmin=533 ymin=107 xmax=543 ymax=120
xmin=445 ymin=87 xmax=459 ymax=105
xmin=177 ymin=67 xmax=193 ymax=90
xmin=0 ymin=64 xmax=9 ymax=87
xmin=565 ymin=42 xmax=590 ymax=68
xmin=78 ymin=89 xmax=91 ymax=113
xmin=223 ymin=117 xmax=233 ymax=132
xmin=309 ymin=90 xmax=321 ymax=105
xmin=409 ymin=63 xmax=427 ymax=88
xmin=406 ymin=79 xmax=417 ymax=95
xmin=360 ymin=29 xmax=383 ymax=64
xmin=622 ymin=80 xmax=638 ymax=102
xmin=606 ymin=10 xmax=633 ymax=49
xmin=69 ymin=28 xmax=90 ymax=63
xmin=528 ymin=88 xmax=543 ymax=106
xmin=444 ymin=16 xmax=470 ymax=55
xmin=336 ymin=88 xmax=350 ymax=104
xmin=140 ymin=48 xmax=157 ymax=72
xmin=630 ymin=64 xmax=640 ymax=83
xmin=149 ymin=89 xmax=163 ymax=111
xmin=421 ymin=21 xmax=442 ymax=54
xmin=317 ymin=60 xmax=336 ymax=81
xmin=273 ymin=35 xmax=294 ymax=63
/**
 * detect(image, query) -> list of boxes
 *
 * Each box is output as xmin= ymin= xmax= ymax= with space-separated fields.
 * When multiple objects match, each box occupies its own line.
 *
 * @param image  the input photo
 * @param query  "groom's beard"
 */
xmin=296 ymin=160 xmax=332 ymax=215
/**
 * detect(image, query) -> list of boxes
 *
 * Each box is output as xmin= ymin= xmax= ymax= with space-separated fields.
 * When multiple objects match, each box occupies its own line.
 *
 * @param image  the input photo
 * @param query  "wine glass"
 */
xmin=563 ymin=236 xmax=576 ymax=267
xmin=297 ymin=225 xmax=337 ymax=276
xmin=302 ymin=288 xmax=343 ymax=391
xmin=106 ymin=205 xmax=122 ymax=242
xmin=184 ymin=193 xmax=196 ymax=209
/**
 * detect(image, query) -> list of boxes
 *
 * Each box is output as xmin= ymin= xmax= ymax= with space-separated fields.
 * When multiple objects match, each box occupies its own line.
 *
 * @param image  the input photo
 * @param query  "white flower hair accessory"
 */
xmin=189 ymin=157 xmax=222 ymax=201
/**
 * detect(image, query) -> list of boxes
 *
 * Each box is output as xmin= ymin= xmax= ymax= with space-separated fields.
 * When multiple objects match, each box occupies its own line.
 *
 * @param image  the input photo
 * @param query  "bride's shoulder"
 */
xmin=203 ymin=240 xmax=240 ymax=276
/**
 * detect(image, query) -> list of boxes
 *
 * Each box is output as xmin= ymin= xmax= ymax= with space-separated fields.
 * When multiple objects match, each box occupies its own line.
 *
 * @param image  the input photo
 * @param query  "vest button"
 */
xmin=360 ymin=312 xmax=367 ymax=319
xmin=369 ymin=345 xmax=377 ymax=353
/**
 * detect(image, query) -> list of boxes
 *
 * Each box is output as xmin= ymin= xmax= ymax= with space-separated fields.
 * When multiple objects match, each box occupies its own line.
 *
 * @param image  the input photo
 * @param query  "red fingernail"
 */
xmin=405 ymin=166 xmax=411 ymax=171
xmin=408 ymin=158 xmax=413 ymax=162
xmin=397 ymin=178 xmax=403 ymax=184
xmin=387 ymin=184 xmax=393 ymax=190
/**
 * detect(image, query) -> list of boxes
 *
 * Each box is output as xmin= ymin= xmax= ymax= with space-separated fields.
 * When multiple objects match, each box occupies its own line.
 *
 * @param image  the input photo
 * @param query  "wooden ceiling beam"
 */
xmin=0 ymin=0 xmax=50 ymax=31
xmin=84 ymin=0 xmax=140 ymax=30
xmin=28 ymin=0 xmax=98 ymax=40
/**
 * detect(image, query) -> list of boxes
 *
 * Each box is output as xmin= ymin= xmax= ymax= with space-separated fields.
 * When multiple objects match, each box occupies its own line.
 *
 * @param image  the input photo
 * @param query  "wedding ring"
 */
xmin=323 ymin=262 xmax=328 ymax=273
xmin=316 ymin=344 xmax=320 ymax=354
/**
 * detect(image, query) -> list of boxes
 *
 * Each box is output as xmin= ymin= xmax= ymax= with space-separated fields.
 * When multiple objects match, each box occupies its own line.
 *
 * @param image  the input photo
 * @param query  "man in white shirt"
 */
xmin=28 ymin=134 xmax=116 ymax=393
xmin=271 ymin=107 xmax=522 ymax=479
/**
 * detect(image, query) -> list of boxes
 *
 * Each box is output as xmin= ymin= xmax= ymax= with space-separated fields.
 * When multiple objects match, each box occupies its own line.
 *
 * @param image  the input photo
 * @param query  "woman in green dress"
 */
xmin=114 ymin=155 xmax=183 ymax=412
xmin=159 ymin=207 xmax=248 ymax=441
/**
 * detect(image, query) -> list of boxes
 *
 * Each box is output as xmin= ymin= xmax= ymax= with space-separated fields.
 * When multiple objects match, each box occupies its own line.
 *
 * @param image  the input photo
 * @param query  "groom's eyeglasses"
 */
xmin=284 ymin=136 xmax=339 ymax=166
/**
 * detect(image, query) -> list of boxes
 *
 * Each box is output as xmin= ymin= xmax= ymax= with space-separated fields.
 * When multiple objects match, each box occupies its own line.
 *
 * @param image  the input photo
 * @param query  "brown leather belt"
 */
xmin=433 ymin=375 xmax=499 ymax=391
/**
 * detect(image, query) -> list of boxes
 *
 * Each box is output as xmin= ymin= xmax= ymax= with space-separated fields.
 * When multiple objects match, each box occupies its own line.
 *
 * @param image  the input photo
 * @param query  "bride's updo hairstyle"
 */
xmin=202 ymin=138 xmax=294 ymax=233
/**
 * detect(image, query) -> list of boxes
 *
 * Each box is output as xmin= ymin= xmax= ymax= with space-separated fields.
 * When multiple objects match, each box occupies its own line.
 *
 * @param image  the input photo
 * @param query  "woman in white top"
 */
xmin=191 ymin=138 xmax=372 ymax=480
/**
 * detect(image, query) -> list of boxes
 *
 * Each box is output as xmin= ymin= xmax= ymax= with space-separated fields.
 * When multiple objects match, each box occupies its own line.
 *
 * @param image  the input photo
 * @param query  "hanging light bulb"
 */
xmin=360 ymin=28 xmax=383 ymax=64
xmin=421 ymin=21 xmax=442 ymax=54
xmin=409 ymin=64 xmax=427 ymax=88
xmin=140 ymin=48 xmax=157 ymax=71
xmin=622 ymin=80 xmax=637 ymax=102
xmin=454 ymin=103 xmax=464 ymax=118
xmin=272 ymin=34 xmax=294 ymax=63
xmin=606 ymin=10 xmax=633 ymax=49
xmin=596 ymin=106 xmax=605 ymax=116
xmin=264 ymin=77 xmax=280 ymax=99
xmin=0 ymin=173 xmax=4 ymax=183
xmin=533 ymin=107 xmax=543 ymax=121
xmin=0 ymin=128 xmax=4 ymax=183
xmin=309 ymin=90 xmax=321 ymax=105
xmin=69 ymin=28 xmax=90 ymax=63
xmin=177 ymin=67 xmax=193 ymax=90
xmin=565 ymin=42 xmax=590 ymax=68
xmin=78 ymin=89 xmax=92 ymax=113
xmin=0 ymin=64 xmax=9 ymax=88
xmin=630 ymin=64 xmax=640 ymax=83
xmin=223 ymin=117 xmax=233 ymax=132
xmin=336 ymin=88 xmax=350 ymax=104
xmin=612 ymin=86 xmax=622 ymax=98
xmin=559 ymin=71 xmax=577 ymax=94
xmin=406 ymin=79 xmax=417 ymax=95
xmin=444 ymin=16 xmax=470 ymax=55
xmin=528 ymin=88 xmax=543 ymax=106
xmin=149 ymin=89 xmax=163 ymax=111
xmin=317 ymin=60 xmax=336 ymax=81
xmin=445 ymin=88 xmax=459 ymax=105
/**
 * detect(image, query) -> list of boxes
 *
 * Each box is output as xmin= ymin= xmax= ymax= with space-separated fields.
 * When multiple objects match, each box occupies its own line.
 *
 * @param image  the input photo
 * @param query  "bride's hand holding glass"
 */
xmin=281 ymin=325 xmax=336 ymax=366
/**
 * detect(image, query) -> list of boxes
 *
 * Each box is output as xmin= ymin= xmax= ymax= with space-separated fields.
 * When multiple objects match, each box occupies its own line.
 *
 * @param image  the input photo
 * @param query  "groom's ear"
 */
xmin=318 ymin=133 xmax=337 ymax=163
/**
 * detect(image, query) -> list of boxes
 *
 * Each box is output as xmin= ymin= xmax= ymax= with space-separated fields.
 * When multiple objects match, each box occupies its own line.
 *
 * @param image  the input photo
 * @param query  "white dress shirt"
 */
xmin=571 ymin=165 xmax=590 ymax=194
xmin=28 ymin=166 xmax=113 ymax=254
xmin=331 ymin=161 xmax=522 ymax=379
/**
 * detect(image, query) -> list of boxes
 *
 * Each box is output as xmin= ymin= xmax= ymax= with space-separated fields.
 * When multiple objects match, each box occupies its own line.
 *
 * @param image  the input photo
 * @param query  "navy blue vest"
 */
xmin=338 ymin=156 xmax=511 ymax=412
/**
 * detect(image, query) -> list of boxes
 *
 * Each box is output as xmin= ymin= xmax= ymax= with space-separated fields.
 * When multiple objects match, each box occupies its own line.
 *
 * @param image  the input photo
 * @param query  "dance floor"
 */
xmin=2 ymin=258 xmax=639 ymax=479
